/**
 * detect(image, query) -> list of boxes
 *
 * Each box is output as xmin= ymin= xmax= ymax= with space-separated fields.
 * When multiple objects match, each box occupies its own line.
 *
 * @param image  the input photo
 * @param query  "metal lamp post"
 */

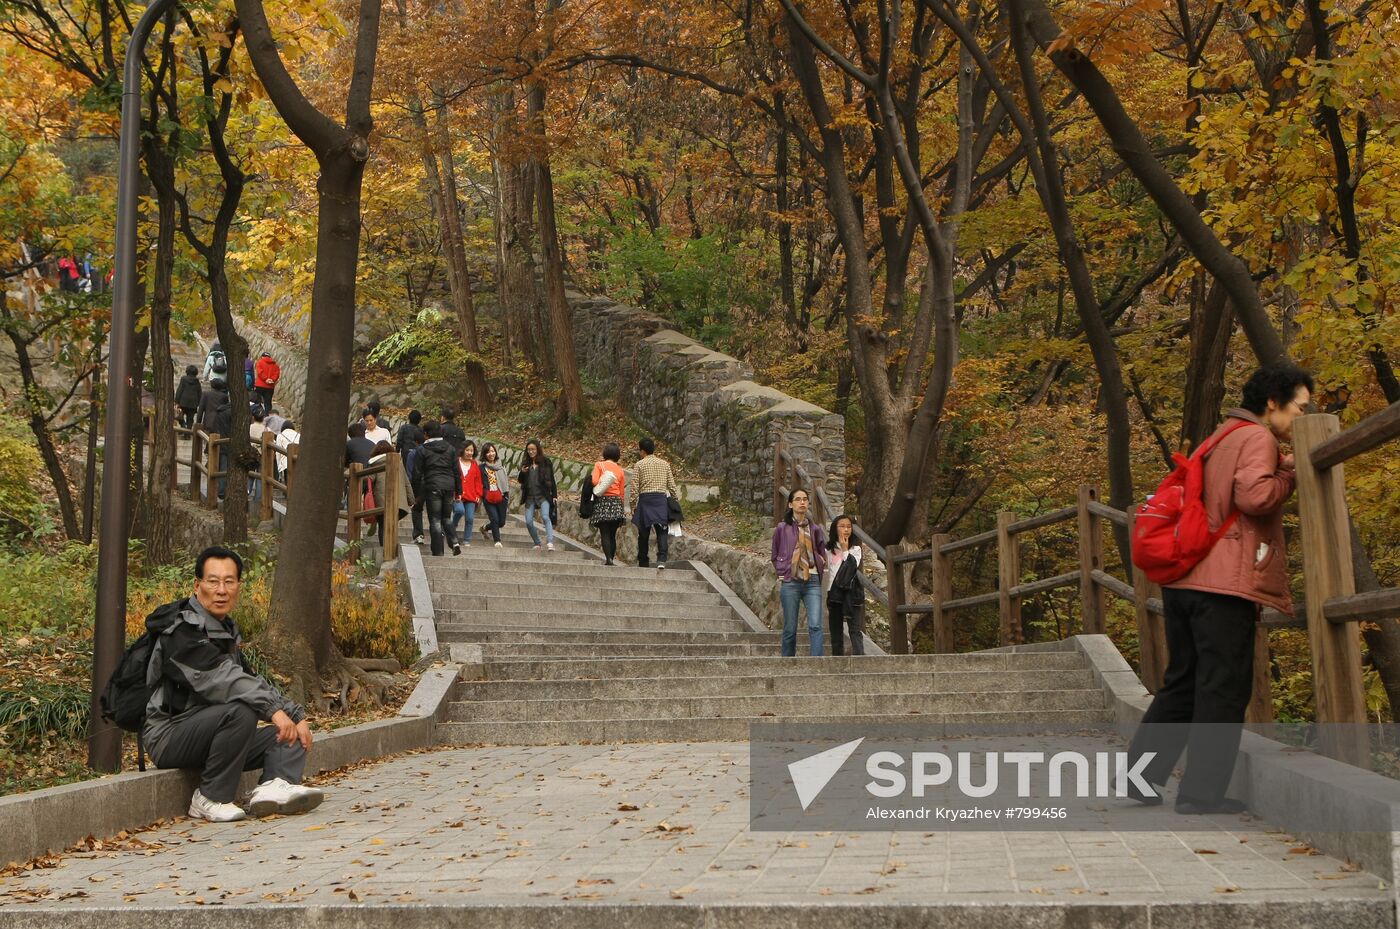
xmin=88 ymin=0 xmax=181 ymax=772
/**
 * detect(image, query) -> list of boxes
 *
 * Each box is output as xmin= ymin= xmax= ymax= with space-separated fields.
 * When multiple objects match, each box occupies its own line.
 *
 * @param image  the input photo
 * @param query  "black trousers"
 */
xmin=1127 ymin=587 xmax=1257 ymax=804
xmin=637 ymin=524 xmax=668 ymax=567
xmin=425 ymin=488 xmax=459 ymax=555
xmin=179 ymin=407 xmax=197 ymax=430
xmin=151 ymin=703 xmax=306 ymax=803
xmin=253 ymin=386 xmax=274 ymax=410
xmin=482 ymin=498 xmax=508 ymax=542
xmin=597 ymin=520 xmax=622 ymax=563
xmin=828 ymin=601 xmax=866 ymax=656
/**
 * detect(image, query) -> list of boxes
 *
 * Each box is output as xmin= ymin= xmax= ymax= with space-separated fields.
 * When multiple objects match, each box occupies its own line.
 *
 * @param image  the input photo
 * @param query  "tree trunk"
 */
xmin=210 ymin=270 xmax=252 ymax=544
xmin=236 ymin=0 xmax=382 ymax=705
xmin=491 ymin=87 xmax=545 ymax=374
xmin=127 ymin=325 xmax=149 ymax=540
xmin=1180 ymin=280 xmax=1234 ymax=450
xmin=144 ymin=151 xmax=178 ymax=564
xmin=527 ymin=80 xmax=584 ymax=424
xmin=82 ymin=373 xmax=100 ymax=542
xmin=5 ymin=331 xmax=80 ymax=539
xmin=1006 ymin=0 xmax=1134 ymax=563
xmin=428 ymin=99 xmax=492 ymax=410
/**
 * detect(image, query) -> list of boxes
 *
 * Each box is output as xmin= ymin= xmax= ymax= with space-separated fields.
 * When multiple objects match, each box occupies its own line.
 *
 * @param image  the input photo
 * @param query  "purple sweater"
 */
xmin=771 ymin=520 xmax=828 ymax=582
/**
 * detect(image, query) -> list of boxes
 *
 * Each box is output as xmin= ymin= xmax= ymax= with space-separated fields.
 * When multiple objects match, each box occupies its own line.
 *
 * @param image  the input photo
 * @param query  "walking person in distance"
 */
xmin=480 ymin=442 xmax=509 ymax=548
xmin=517 ymin=439 xmax=558 ymax=552
xmin=452 ymin=439 xmax=483 ymax=547
xmin=412 ymin=421 xmax=462 ymax=556
xmin=629 ymin=437 xmax=677 ymax=569
xmin=825 ymin=514 xmax=866 ymax=656
xmin=590 ymin=443 xmax=626 ymax=566
xmin=771 ymin=489 xmax=827 ymax=657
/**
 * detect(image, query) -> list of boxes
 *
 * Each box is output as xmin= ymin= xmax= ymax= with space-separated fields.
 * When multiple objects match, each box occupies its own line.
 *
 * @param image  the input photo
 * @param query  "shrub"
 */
xmin=0 ymin=431 xmax=49 ymax=540
xmin=330 ymin=564 xmax=416 ymax=668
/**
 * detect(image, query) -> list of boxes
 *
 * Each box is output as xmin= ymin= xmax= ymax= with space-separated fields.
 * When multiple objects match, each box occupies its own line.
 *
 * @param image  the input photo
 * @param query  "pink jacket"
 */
xmin=1169 ymin=409 xmax=1296 ymax=614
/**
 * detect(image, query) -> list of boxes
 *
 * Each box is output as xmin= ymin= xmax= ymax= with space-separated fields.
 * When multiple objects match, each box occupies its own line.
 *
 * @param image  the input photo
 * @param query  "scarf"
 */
xmin=793 ymin=519 xmax=815 ymax=582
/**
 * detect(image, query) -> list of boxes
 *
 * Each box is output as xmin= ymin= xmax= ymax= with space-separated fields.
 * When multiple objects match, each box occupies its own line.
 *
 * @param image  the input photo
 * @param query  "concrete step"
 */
xmin=467 ymin=651 xmax=1090 ymax=681
xmin=431 ymin=589 xmax=729 ymax=612
xmin=447 ymin=688 xmax=1107 ymax=723
xmin=427 ymin=558 xmax=701 ymax=581
xmin=427 ymin=574 xmax=715 ymax=596
xmin=440 ymin=628 xmax=805 ymax=646
xmin=436 ymin=708 xmax=1115 ymax=745
xmin=400 ymin=533 xmax=540 ymax=550
xmin=437 ymin=607 xmax=743 ymax=629
xmin=454 ymin=667 xmax=1098 ymax=701
xmin=420 ymin=550 xmax=600 ymax=570
xmin=450 ymin=641 xmax=795 ymax=659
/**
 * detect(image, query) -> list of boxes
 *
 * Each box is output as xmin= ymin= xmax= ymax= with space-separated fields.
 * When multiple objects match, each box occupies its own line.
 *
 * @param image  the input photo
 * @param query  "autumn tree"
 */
xmin=233 ymin=0 xmax=384 ymax=704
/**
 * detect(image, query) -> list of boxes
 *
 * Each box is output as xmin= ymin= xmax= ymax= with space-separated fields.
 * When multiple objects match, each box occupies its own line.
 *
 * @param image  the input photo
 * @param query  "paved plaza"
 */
xmin=0 ymin=742 xmax=1386 ymax=912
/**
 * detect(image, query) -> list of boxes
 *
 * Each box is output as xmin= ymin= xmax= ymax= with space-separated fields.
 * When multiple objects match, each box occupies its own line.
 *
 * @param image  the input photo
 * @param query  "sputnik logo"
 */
xmin=788 ymin=738 xmax=865 ymax=811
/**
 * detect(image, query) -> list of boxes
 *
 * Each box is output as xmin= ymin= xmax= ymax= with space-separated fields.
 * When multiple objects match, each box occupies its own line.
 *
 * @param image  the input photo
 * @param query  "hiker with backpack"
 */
xmin=201 ymin=341 xmax=227 ymax=384
xmin=1126 ymin=363 xmax=1312 ymax=815
xmin=111 ymin=546 xmax=323 ymax=823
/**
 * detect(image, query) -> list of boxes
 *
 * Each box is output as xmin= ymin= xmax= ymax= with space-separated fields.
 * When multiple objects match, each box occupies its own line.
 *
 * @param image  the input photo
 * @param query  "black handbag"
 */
xmin=549 ymin=498 xmax=559 ymax=525
xmin=579 ymin=473 xmax=595 ymax=519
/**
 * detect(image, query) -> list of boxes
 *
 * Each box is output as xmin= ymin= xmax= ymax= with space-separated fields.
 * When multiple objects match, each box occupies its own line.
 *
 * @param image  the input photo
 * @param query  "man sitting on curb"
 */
xmin=143 ymin=546 xmax=324 ymax=822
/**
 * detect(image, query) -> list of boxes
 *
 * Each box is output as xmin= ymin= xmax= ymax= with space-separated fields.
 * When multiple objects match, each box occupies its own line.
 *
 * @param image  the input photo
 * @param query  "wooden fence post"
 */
xmin=886 ymin=542 xmax=908 ymax=654
xmin=930 ymin=533 xmax=954 ymax=653
xmin=259 ymin=431 xmax=274 ymax=524
xmin=1076 ymin=485 xmax=1107 ymax=634
xmin=383 ymin=454 xmax=400 ymax=562
xmin=1127 ymin=511 xmax=1167 ymax=692
xmin=188 ymin=428 xmax=203 ymax=501
xmin=204 ymin=433 xmax=220 ymax=508
xmin=347 ymin=462 xmax=362 ymax=542
xmin=1294 ymin=413 xmax=1369 ymax=767
xmin=997 ymin=512 xmax=1022 ymax=646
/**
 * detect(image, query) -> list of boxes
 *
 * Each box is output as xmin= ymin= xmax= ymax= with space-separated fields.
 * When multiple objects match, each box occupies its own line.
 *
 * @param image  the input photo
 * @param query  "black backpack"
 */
xmin=210 ymin=350 xmax=227 ymax=375
xmin=100 ymin=600 xmax=184 ymax=767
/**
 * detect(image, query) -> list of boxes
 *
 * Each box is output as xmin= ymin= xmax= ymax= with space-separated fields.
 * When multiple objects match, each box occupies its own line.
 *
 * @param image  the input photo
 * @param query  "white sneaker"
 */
xmin=247 ymin=777 xmax=324 ymax=817
xmin=189 ymin=788 xmax=246 ymax=822
xmin=546 ymin=543 xmax=555 ymax=551
xmin=412 ymin=534 xmax=425 ymax=544
xmin=494 ymin=542 xmax=503 ymax=549
xmin=533 ymin=545 xmax=542 ymax=551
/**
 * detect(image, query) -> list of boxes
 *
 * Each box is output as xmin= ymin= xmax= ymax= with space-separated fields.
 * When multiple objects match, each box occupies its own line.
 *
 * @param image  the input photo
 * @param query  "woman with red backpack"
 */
xmin=1127 ymin=363 xmax=1312 ymax=815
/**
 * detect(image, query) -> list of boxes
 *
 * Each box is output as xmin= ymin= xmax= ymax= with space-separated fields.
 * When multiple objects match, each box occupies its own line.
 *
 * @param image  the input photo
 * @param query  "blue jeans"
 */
xmin=451 ymin=499 xmax=477 ymax=542
xmin=523 ymin=499 xmax=554 ymax=546
xmin=780 ymin=578 xmax=824 ymax=657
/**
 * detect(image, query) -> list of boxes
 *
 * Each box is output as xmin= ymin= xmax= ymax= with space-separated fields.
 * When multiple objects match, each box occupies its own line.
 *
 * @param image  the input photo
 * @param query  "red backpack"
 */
xmin=1131 ymin=419 xmax=1255 ymax=585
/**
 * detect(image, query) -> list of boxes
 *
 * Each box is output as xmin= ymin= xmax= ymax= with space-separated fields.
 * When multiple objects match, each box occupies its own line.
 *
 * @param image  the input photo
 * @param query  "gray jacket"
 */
xmin=142 ymin=598 xmax=304 ymax=762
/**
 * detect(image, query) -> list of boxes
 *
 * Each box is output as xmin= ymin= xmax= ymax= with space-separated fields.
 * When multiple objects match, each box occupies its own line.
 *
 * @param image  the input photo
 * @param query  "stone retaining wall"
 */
xmin=568 ymin=292 xmax=845 ymax=514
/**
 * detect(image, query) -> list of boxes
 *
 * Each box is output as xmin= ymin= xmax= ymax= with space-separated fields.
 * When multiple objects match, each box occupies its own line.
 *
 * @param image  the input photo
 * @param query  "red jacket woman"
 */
xmin=458 ymin=455 xmax=483 ymax=503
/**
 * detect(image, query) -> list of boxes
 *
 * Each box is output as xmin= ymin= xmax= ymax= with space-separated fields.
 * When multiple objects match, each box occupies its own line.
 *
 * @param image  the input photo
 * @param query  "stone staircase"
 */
xmin=410 ymin=519 xmax=1114 ymax=746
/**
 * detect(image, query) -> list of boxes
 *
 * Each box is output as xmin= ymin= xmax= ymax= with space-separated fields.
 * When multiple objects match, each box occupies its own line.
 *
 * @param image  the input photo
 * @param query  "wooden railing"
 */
xmin=142 ymin=412 xmax=401 ymax=562
xmin=1291 ymin=404 xmax=1400 ymax=765
xmin=777 ymin=404 xmax=1400 ymax=754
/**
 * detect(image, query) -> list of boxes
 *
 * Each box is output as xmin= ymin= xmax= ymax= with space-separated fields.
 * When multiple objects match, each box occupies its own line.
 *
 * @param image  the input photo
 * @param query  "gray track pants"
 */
xmin=151 ymin=703 xmax=306 ymax=803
